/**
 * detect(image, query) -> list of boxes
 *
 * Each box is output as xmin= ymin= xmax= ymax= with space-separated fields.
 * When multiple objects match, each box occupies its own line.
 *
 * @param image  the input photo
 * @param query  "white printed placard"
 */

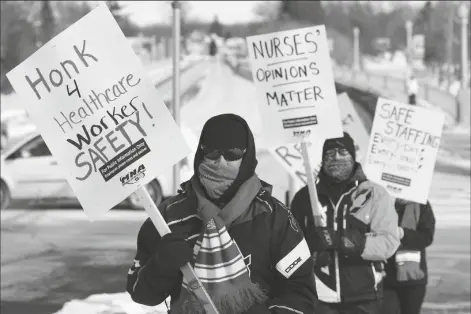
xmin=337 ymin=93 xmax=370 ymax=163
xmin=6 ymin=4 xmax=191 ymax=219
xmin=364 ymin=98 xmax=444 ymax=204
xmin=246 ymin=25 xmax=343 ymax=148
xmin=270 ymin=93 xmax=370 ymax=187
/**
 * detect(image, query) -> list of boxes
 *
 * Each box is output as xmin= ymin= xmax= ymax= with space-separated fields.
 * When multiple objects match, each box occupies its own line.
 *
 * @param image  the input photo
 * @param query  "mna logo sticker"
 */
xmin=120 ymin=164 xmax=146 ymax=186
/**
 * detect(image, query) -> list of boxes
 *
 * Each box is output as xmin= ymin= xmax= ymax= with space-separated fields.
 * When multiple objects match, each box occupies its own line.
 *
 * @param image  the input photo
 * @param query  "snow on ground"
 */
xmin=53 ymin=293 xmax=168 ymax=314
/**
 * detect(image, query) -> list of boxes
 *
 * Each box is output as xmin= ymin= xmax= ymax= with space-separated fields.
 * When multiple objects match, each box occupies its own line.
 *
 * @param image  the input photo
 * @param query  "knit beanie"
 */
xmin=201 ymin=115 xmax=248 ymax=150
xmin=322 ymin=132 xmax=356 ymax=160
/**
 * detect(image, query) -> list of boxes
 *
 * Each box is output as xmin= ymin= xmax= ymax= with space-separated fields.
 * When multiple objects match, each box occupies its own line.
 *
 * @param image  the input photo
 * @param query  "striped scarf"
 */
xmin=171 ymin=175 xmax=267 ymax=314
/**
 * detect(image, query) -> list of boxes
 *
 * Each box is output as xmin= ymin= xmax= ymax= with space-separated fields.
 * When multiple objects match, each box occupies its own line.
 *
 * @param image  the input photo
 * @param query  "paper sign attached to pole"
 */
xmin=6 ymin=4 xmax=191 ymax=219
xmin=363 ymin=97 xmax=444 ymax=204
xmin=337 ymin=93 xmax=370 ymax=163
xmin=270 ymin=92 xmax=370 ymax=190
xmin=246 ymin=25 xmax=343 ymax=148
xmin=247 ymin=25 xmax=343 ymax=232
xmin=7 ymin=5 xmax=221 ymax=313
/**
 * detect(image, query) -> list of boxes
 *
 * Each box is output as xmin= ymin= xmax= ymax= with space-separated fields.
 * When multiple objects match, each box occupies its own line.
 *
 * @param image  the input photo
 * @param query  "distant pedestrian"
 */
xmin=381 ymin=198 xmax=436 ymax=314
xmin=407 ymin=74 xmax=418 ymax=105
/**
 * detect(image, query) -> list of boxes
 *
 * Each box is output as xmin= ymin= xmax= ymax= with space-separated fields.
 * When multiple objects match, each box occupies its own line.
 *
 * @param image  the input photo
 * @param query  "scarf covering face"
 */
xmin=171 ymin=175 xmax=267 ymax=314
xmin=194 ymin=114 xmax=258 ymax=205
xmin=198 ymin=156 xmax=242 ymax=200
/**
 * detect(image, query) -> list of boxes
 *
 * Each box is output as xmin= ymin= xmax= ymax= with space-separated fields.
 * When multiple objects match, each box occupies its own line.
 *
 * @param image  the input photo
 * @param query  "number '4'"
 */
xmin=67 ymin=80 xmax=81 ymax=98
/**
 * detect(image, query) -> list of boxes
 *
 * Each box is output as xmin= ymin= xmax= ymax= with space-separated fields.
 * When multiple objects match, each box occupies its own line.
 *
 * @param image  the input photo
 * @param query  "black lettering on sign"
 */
xmin=67 ymin=79 xmax=81 ymax=98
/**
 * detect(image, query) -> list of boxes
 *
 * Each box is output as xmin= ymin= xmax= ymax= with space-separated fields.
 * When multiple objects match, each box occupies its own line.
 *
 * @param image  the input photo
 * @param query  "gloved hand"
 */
xmin=313 ymin=250 xmax=333 ymax=268
xmin=305 ymin=227 xmax=337 ymax=252
xmin=152 ymin=233 xmax=193 ymax=272
xmin=338 ymin=229 xmax=366 ymax=257
xmin=243 ymin=303 xmax=271 ymax=314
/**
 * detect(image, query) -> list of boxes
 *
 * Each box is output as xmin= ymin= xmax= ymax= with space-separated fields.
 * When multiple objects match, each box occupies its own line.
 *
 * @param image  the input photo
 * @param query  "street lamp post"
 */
xmin=353 ymin=27 xmax=360 ymax=71
xmin=406 ymin=20 xmax=413 ymax=58
xmin=458 ymin=3 xmax=469 ymax=87
xmin=172 ymin=1 xmax=181 ymax=195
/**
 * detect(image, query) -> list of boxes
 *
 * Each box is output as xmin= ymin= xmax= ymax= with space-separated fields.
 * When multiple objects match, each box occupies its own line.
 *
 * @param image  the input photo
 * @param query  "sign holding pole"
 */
xmin=172 ymin=0 xmax=181 ymax=195
xmin=6 ymin=4 xmax=219 ymax=313
xmin=246 ymin=25 xmax=344 ymax=228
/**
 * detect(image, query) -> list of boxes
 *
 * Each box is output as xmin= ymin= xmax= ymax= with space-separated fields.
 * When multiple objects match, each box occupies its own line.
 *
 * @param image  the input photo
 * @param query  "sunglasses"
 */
xmin=200 ymin=145 xmax=246 ymax=161
xmin=325 ymin=148 xmax=350 ymax=158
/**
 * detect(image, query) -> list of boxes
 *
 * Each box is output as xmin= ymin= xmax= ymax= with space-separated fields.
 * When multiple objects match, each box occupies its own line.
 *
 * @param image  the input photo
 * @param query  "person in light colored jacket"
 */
xmin=291 ymin=132 xmax=400 ymax=314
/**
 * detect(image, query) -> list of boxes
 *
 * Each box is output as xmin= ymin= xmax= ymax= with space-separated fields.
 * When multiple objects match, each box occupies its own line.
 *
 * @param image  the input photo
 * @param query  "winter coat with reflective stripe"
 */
xmin=291 ymin=165 xmax=400 ymax=303
xmin=126 ymin=180 xmax=315 ymax=314
xmin=384 ymin=200 xmax=435 ymax=287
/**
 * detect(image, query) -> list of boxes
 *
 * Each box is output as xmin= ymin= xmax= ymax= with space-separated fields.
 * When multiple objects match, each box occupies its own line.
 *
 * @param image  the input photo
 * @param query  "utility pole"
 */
xmin=406 ymin=21 xmax=413 ymax=66
xmin=353 ymin=27 xmax=360 ymax=71
xmin=458 ymin=3 xmax=469 ymax=87
xmin=172 ymin=1 xmax=181 ymax=194
xmin=447 ymin=5 xmax=454 ymax=85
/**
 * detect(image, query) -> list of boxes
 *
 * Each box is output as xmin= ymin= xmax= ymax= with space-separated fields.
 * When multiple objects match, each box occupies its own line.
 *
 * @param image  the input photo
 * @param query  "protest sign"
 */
xmin=364 ymin=97 xmax=444 ymax=204
xmin=7 ymin=5 xmax=220 ymax=313
xmin=6 ymin=4 xmax=191 ymax=219
xmin=337 ymin=93 xmax=370 ymax=163
xmin=270 ymin=93 xmax=370 ymax=189
xmin=246 ymin=25 xmax=343 ymax=148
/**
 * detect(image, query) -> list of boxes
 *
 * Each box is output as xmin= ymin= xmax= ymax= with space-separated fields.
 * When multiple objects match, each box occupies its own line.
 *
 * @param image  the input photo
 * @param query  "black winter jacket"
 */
xmin=126 ymin=181 xmax=315 ymax=314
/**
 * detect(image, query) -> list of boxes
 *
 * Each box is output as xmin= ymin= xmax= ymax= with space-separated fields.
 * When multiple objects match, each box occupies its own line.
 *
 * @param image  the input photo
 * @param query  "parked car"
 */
xmin=0 ymin=131 xmax=196 ymax=210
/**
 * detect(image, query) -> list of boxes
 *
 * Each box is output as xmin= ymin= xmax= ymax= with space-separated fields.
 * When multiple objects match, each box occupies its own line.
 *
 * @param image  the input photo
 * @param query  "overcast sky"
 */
xmin=110 ymin=1 xmax=429 ymax=26
xmin=118 ymin=1 xmax=263 ymax=26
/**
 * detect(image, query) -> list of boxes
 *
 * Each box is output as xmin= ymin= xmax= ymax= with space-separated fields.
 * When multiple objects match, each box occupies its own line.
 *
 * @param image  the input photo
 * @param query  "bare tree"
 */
xmin=253 ymin=1 xmax=282 ymax=21
xmin=40 ymin=0 xmax=55 ymax=45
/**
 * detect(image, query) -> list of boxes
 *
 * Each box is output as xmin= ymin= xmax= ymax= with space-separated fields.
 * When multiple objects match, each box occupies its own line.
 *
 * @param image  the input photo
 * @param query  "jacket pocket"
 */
xmin=339 ymin=258 xmax=377 ymax=302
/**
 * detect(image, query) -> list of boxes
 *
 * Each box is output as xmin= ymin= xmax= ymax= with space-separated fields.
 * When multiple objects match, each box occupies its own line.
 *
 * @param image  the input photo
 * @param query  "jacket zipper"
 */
xmin=329 ymin=186 xmax=357 ymax=303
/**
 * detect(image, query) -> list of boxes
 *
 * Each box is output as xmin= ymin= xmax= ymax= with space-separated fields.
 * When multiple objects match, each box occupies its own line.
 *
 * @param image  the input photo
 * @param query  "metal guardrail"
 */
xmin=333 ymin=66 xmax=463 ymax=121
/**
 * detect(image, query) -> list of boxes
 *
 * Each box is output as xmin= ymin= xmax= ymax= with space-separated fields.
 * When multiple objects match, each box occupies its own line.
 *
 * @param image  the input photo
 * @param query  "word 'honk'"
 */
xmin=25 ymin=40 xmax=98 ymax=100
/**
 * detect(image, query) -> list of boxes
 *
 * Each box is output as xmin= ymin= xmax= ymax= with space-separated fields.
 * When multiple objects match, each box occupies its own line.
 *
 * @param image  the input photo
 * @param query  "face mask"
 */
xmin=198 ymin=156 xmax=242 ymax=200
xmin=323 ymin=151 xmax=354 ymax=182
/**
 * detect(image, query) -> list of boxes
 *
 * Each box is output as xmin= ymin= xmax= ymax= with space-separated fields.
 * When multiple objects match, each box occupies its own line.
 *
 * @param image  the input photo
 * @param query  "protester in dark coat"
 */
xmin=382 ymin=198 xmax=436 ymax=314
xmin=126 ymin=114 xmax=315 ymax=314
xmin=291 ymin=132 xmax=400 ymax=314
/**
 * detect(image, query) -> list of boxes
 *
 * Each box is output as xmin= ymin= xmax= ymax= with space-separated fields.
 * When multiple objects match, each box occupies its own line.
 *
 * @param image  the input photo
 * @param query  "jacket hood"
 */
xmin=193 ymin=114 xmax=258 ymax=204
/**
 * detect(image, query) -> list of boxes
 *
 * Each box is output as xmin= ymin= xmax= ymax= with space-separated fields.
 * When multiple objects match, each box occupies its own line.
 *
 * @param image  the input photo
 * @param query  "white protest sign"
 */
xmin=6 ymin=4 xmax=191 ymax=219
xmin=270 ymin=92 xmax=370 ymax=187
xmin=337 ymin=93 xmax=370 ymax=163
xmin=246 ymin=25 xmax=343 ymax=148
xmin=364 ymin=97 xmax=444 ymax=204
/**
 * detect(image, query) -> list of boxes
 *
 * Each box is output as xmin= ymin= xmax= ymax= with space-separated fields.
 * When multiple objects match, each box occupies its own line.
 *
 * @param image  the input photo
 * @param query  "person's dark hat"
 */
xmin=200 ymin=115 xmax=248 ymax=150
xmin=194 ymin=114 xmax=258 ymax=204
xmin=322 ymin=132 xmax=356 ymax=160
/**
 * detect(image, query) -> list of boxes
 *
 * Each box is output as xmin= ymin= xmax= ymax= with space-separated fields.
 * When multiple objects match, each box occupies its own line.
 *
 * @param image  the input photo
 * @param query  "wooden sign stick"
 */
xmin=134 ymin=187 xmax=220 ymax=314
xmin=300 ymin=141 xmax=324 ymax=227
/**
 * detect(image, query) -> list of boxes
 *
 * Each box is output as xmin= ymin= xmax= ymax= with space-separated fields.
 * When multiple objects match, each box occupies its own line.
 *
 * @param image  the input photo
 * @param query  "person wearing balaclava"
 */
xmin=126 ymin=114 xmax=315 ymax=314
xmin=290 ymin=132 xmax=400 ymax=314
